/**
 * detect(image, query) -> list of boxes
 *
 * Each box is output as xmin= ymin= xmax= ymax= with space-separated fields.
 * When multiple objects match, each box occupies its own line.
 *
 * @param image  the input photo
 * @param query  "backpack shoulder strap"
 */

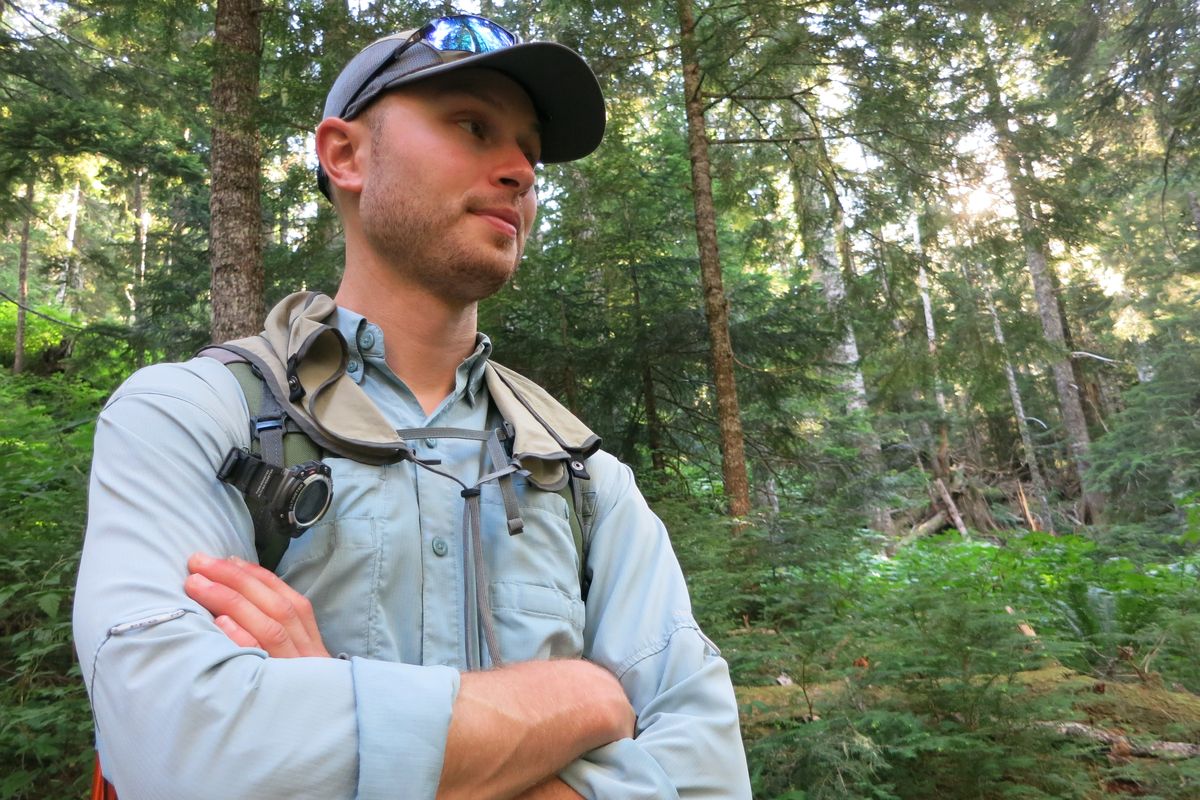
xmin=202 ymin=349 xmax=321 ymax=572
xmin=559 ymin=463 xmax=598 ymax=600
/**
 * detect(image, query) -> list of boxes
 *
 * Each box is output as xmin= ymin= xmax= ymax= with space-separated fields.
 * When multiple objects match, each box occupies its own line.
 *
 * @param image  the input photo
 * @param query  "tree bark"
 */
xmin=675 ymin=0 xmax=751 ymax=517
xmin=631 ymin=264 xmax=666 ymax=475
xmin=911 ymin=212 xmax=953 ymax=481
xmin=58 ymin=181 xmax=81 ymax=310
xmin=13 ymin=176 xmax=34 ymax=375
xmin=796 ymin=123 xmax=893 ymax=535
xmin=911 ymin=214 xmax=947 ymax=417
xmin=978 ymin=46 xmax=1103 ymax=522
xmin=210 ymin=0 xmax=265 ymax=342
xmin=969 ymin=259 xmax=1053 ymax=530
xmin=557 ymin=297 xmax=579 ymax=414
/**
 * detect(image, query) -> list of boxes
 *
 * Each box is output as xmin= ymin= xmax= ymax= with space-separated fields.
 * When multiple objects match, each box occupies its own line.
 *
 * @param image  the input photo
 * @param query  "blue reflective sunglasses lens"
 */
xmin=422 ymin=16 xmax=517 ymax=53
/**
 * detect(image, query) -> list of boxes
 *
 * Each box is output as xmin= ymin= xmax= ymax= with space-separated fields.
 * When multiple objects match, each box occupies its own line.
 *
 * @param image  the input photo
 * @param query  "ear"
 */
xmin=316 ymin=117 xmax=368 ymax=197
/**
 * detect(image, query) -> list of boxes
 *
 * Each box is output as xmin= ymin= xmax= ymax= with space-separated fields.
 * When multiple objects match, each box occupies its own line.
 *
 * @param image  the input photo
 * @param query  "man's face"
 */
xmin=354 ymin=68 xmax=541 ymax=304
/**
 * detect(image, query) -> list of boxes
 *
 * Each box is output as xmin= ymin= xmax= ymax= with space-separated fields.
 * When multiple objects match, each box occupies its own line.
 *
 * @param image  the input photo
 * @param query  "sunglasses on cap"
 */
xmin=336 ymin=14 xmax=521 ymax=121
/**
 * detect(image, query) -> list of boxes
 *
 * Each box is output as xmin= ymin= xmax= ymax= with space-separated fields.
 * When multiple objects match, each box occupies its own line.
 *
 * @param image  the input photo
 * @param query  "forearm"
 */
xmin=437 ymin=660 xmax=633 ymax=800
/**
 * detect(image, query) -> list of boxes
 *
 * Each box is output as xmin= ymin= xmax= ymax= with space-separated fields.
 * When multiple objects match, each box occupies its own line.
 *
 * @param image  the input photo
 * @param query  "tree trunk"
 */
xmin=979 ymin=47 xmax=1103 ymax=522
xmin=58 ymin=181 xmax=81 ymax=310
xmin=13 ymin=176 xmax=34 ymax=375
xmin=210 ymin=0 xmax=265 ymax=342
xmin=796 ymin=126 xmax=893 ymax=534
xmin=675 ymin=0 xmax=750 ymax=517
xmin=912 ymin=213 xmax=947 ymax=416
xmin=911 ymin=212 xmax=953 ymax=481
xmin=558 ymin=297 xmax=579 ymax=414
xmin=970 ymin=259 xmax=1053 ymax=530
xmin=631 ymin=263 xmax=666 ymax=476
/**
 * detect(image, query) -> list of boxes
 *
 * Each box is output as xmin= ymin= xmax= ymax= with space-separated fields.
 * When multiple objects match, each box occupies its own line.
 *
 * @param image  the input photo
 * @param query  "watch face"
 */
xmin=292 ymin=475 xmax=333 ymax=528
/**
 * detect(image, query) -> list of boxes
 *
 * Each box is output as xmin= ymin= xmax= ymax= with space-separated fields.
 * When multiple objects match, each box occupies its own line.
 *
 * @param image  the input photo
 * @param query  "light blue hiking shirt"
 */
xmin=74 ymin=307 xmax=751 ymax=799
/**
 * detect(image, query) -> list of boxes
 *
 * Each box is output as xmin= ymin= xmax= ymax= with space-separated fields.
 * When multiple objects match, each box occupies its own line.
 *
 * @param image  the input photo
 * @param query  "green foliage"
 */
xmin=0 ymin=371 xmax=106 ymax=798
xmin=1089 ymin=327 xmax=1200 ymax=530
xmin=667 ymin=492 xmax=1200 ymax=798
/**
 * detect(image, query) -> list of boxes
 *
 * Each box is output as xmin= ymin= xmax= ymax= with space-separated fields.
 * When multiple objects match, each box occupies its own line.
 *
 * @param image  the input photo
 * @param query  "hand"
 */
xmin=184 ymin=552 xmax=330 ymax=658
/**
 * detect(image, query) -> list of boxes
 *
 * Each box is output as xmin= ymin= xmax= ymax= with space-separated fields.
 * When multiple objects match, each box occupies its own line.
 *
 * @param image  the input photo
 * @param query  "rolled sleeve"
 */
xmin=352 ymin=658 xmax=459 ymax=797
xmin=559 ymin=455 xmax=752 ymax=799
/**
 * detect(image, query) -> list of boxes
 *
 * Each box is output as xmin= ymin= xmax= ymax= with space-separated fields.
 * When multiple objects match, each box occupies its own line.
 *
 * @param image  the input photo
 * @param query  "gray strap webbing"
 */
xmin=396 ymin=425 xmax=523 ymax=670
xmin=256 ymin=388 xmax=286 ymax=468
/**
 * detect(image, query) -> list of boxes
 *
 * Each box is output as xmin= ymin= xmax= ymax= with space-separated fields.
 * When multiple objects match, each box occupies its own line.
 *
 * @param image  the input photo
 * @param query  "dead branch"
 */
xmin=1037 ymin=721 xmax=1200 ymax=760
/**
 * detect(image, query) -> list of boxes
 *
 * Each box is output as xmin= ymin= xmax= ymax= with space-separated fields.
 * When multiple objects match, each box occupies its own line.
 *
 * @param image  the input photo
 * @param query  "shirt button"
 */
xmin=359 ymin=330 xmax=376 ymax=350
xmin=431 ymin=537 xmax=449 ymax=557
xmin=347 ymin=359 xmax=360 ymax=374
xmin=424 ymin=438 xmax=437 ymax=448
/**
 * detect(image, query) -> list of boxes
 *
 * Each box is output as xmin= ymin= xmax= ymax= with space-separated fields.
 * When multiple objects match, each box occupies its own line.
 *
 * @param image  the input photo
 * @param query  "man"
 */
xmin=75 ymin=14 xmax=751 ymax=799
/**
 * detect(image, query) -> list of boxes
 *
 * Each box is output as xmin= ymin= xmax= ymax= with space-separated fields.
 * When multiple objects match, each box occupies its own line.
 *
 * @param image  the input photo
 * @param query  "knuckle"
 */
xmin=260 ymin=620 xmax=290 ymax=649
xmin=292 ymin=593 xmax=314 ymax=616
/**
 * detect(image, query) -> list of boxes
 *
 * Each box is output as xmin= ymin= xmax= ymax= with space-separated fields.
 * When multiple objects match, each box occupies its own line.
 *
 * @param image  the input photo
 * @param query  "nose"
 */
xmin=492 ymin=141 xmax=536 ymax=196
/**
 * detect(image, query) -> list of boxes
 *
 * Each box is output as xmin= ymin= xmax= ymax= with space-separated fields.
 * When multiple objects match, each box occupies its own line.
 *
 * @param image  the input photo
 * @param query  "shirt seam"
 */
xmin=612 ymin=619 xmax=702 ymax=680
xmin=105 ymin=388 xmax=247 ymax=442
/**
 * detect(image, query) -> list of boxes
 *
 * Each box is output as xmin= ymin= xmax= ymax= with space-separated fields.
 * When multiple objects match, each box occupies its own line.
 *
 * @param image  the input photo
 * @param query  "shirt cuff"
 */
xmin=559 ymin=739 xmax=679 ymax=800
xmin=351 ymin=658 xmax=460 ymax=800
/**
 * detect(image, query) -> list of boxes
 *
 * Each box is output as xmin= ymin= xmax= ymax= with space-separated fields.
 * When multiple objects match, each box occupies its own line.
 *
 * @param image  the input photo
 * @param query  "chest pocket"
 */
xmin=273 ymin=458 xmax=395 ymax=658
xmin=481 ymin=479 xmax=585 ymax=661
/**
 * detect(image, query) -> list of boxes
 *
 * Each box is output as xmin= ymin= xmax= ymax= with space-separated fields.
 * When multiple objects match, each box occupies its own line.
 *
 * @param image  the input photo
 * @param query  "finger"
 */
xmin=184 ymin=572 xmax=301 ymax=658
xmin=214 ymin=614 xmax=262 ymax=649
xmin=227 ymin=556 xmax=325 ymax=647
xmin=188 ymin=553 xmax=312 ymax=647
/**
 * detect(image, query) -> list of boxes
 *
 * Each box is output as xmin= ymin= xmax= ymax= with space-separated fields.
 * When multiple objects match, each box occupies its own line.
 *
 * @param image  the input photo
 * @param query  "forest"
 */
xmin=2 ymin=0 xmax=1199 ymax=797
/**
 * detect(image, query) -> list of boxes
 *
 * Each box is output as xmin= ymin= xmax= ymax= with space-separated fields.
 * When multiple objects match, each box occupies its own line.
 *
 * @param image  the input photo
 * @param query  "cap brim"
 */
xmin=374 ymin=41 xmax=606 ymax=164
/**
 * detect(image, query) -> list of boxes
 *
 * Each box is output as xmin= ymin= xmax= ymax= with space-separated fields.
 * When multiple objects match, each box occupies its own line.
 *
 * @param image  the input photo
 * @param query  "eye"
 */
xmin=457 ymin=118 xmax=486 ymax=138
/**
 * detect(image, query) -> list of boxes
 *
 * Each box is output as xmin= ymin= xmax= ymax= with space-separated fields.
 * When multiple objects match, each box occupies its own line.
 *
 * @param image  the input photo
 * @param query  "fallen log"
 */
xmin=892 ymin=510 xmax=947 ymax=551
xmin=1037 ymin=721 xmax=1200 ymax=760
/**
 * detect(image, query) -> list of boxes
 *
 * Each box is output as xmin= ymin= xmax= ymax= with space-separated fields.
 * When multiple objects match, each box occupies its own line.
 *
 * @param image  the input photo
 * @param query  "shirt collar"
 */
xmin=332 ymin=305 xmax=491 ymax=406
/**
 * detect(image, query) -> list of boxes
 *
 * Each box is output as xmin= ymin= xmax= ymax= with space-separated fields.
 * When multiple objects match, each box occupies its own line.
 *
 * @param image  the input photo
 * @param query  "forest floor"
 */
xmin=737 ymin=664 xmax=1200 ymax=740
xmin=736 ymin=664 xmax=1200 ymax=795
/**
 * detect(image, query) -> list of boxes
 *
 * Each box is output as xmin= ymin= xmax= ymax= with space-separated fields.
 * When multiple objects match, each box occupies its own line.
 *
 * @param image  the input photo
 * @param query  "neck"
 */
xmin=335 ymin=250 xmax=480 ymax=416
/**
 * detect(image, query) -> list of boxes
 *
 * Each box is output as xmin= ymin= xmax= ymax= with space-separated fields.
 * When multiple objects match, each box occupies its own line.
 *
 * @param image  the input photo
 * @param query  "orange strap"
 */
xmin=90 ymin=753 xmax=118 ymax=800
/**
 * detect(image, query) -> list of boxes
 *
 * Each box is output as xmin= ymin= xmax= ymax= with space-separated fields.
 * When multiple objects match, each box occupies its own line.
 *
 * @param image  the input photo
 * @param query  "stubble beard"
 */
xmin=359 ymin=176 xmax=523 ymax=305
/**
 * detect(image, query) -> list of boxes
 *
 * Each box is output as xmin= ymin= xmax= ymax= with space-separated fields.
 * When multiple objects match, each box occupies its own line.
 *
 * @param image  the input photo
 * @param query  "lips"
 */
xmin=471 ymin=207 xmax=521 ymax=238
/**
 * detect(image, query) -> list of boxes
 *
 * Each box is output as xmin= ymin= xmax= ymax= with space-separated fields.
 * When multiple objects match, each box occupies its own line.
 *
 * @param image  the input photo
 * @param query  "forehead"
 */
xmin=395 ymin=68 xmax=540 ymax=128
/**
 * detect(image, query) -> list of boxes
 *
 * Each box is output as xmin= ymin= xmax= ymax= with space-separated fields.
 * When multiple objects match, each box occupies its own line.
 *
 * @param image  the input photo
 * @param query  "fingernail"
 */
xmin=188 ymin=574 xmax=213 ymax=588
xmin=228 ymin=556 xmax=247 ymax=566
xmin=192 ymin=553 xmax=213 ymax=566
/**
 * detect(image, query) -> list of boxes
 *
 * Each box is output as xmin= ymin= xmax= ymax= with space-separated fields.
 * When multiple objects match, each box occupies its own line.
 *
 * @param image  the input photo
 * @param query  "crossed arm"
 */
xmin=185 ymin=553 xmax=628 ymax=800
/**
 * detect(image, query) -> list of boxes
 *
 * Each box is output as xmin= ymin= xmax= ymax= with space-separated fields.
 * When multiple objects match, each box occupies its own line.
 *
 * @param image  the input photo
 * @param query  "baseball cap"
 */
xmin=318 ymin=14 xmax=606 ymax=198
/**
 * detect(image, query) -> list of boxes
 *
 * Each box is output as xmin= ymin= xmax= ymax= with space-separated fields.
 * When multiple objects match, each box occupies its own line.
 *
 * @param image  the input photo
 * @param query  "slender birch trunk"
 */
xmin=58 ymin=182 xmax=81 ymax=309
xmin=210 ymin=0 xmax=265 ymax=341
xmin=911 ymin=214 xmax=947 ymax=416
xmin=13 ymin=177 xmax=34 ymax=375
xmin=978 ymin=45 xmax=1103 ymax=522
xmin=794 ymin=127 xmax=892 ymax=534
xmin=911 ymin=212 xmax=952 ymax=480
xmin=676 ymin=0 xmax=751 ymax=517
xmin=969 ymin=260 xmax=1053 ymax=529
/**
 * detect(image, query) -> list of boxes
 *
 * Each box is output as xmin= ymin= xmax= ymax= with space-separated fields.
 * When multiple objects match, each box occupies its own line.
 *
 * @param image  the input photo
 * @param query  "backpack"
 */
xmin=211 ymin=354 xmax=597 ymax=591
